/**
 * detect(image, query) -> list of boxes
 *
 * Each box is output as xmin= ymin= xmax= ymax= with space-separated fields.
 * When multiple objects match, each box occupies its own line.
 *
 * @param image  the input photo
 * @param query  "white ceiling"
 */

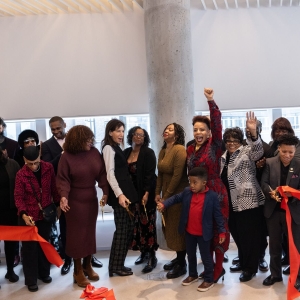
xmin=0 ymin=0 xmax=298 ymax=17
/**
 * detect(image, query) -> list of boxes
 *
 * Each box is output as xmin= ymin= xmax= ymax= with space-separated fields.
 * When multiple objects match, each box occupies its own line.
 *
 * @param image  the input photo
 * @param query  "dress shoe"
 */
xmin=135 ymin=252 xmax=148 ymax=265
xmin=258 ymin=258 xmax=269 ymax=272
xmin=239 ymin=271 xmax=255 ymax=282
xmin=214 ymin=268 xmax=226 ymax=283
xmin=283 ymin=265 xmax=290 ymax=275
xmin=223 ymin=253 xmax=229 ymax=263
xmin=38 ymin=276 xmax=52 ymax=283
xmin=232 ymin=256 xmax=239 ymax=265
xmin=163 ymin=258 xmax=178 ymax=271
xmin=122 ymin=266 xmax=132 ymax=272
xmin=61 ymin=259 xmax=73 ymax=275
xmin=91 ymin=256 xmax=103 ymax=268
xmin=5 ymin=271 xmax=19 ymax=283
xmin=263 ymin=274 xmax=283 ymax=286
xmin=142 ymin=255 xmax=157 ymax=273
xmin=230 ymin=263 xmax=242 ymax=272
xmin=28 ymin=284 xmax=38 ymax=292
xmin=109 ymin=269 xmax=133 ymax=277
xmin=13 ymin=254 xmax=20 ymax=268
xmin=294 ymin=276 xmax=300 ymax=292
xmin=166 ymin=264 xmax=187 ymax=279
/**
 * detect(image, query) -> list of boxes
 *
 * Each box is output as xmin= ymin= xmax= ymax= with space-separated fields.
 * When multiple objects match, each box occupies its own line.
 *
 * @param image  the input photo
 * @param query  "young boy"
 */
xmin=157 ymin=167 xmax=225 ymax=292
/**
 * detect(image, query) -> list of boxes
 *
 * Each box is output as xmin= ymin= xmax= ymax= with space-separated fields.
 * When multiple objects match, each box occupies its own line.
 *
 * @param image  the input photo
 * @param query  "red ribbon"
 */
xmin=0 ymin=226 xmax=63 ymax=267
xmin=80 ymin=284 xmax=116 ymax=300
xmin=277 ymin=186 xmax=300 ymax=300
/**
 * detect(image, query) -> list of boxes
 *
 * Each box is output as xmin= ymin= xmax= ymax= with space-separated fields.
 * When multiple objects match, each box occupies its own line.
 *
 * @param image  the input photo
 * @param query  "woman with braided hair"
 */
xmin=155 ymin=123 xmax=189 ymax=279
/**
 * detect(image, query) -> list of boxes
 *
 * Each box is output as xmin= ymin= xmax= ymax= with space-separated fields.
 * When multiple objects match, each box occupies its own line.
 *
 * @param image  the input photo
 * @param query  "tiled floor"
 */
xmin=0 ymin=242 xmax=296 ymax=300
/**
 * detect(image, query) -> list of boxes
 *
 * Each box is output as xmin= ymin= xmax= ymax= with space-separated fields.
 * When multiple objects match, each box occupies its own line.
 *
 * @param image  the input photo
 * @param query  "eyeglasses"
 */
xmin=225 ymin=140 xmax=240 ymax=145
xmin=275 ymin=129 xmax=289 ymax=134
xmin=26 ymin=161 xmax=40 ymax=167
xmin=133 ymin=133 xmax=145 ymax=138
xmin=24 ymin=138 xmax=35 ymax=145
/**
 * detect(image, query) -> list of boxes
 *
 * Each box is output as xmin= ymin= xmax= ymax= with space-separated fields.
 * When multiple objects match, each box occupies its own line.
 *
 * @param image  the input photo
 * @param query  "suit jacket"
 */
xmin=123 ymin=146 xmax=157 ymax=210
xmin=261 ymin=156 xmax=300 ymax=224
xmin=2 ymin=137 xmax=19 ymax=159
xmin=42 ymin=136 xmax=63 ymax=174
xmin=163 ymin=187 xmax=225 ymax=241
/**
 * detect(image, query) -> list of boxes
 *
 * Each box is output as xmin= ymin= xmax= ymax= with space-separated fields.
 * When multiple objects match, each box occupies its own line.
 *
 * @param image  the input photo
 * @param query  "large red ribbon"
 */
xmin=80 ymin=284 xmax=116 ymax=300
xmin=277 ymin=186 xmax=300 ymax=300
xmin=0 ymin=226 xmax=63 ymax=267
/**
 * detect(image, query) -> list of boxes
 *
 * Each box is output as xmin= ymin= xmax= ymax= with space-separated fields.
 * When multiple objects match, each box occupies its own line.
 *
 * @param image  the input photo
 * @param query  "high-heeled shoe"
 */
xmin=214 ymin=268 xmax=226 ymax=283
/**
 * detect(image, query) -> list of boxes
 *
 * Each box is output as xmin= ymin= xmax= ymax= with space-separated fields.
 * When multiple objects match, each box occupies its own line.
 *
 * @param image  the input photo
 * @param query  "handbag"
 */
xmin=28 ymin=178 xmax=57 ymax=223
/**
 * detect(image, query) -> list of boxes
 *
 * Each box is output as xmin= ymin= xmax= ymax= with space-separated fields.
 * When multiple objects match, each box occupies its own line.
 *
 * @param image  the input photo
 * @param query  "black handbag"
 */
xmin=28 ymin=178 xmax=57 ymax=223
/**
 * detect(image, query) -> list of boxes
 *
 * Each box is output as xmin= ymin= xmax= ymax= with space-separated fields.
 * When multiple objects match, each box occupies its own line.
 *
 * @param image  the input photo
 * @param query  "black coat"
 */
xmin=106 ymin=145 xmax=138 ymax=208
xmin=123 ymin=146 xmax=157 ymax=210
xmin=261 ymin=156 xmax=300 ymax=224
xmin=41 ymin=136 xmax=63 ymax=174
xmin=1 ymin=137 xmax=19 ymax=159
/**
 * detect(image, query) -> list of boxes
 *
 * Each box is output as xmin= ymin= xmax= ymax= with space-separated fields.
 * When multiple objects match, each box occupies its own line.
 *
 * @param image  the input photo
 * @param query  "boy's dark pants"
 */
xmin=186 ymin=231 xmax=213 ymax=282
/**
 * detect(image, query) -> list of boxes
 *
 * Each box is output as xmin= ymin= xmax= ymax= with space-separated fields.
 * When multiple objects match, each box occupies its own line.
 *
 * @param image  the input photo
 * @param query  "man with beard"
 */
xmin=0 ymin=117 xmax=19 ymax=159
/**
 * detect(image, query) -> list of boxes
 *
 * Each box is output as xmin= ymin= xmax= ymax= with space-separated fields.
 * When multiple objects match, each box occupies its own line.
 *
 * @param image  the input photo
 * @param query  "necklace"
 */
xmin=33 ymin=165 xmax=40 ymax=173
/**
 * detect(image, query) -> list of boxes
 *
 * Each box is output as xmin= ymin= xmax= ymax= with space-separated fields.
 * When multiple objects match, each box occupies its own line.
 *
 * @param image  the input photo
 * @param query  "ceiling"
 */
xmin=0 ymin=0 xmax=297 ymax=17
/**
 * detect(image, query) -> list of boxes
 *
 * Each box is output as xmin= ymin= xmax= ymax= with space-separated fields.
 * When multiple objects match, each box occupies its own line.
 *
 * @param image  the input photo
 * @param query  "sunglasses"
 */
xmin=24 ymin=138 xmax=36 ymax=145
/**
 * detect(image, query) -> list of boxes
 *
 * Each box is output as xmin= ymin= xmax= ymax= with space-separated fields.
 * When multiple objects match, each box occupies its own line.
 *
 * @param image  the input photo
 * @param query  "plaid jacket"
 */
xmin=220 ymin=138 xmax=265 ymax=212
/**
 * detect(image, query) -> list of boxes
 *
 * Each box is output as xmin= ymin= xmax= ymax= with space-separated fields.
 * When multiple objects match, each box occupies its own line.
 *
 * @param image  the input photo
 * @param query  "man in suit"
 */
xmin=42 ymin=116 xmax=103 ymax=275
xmin=0 ymin=117 xmax=19 ymax=159
xmin=261 ymin=134 xmax=300 ymax=289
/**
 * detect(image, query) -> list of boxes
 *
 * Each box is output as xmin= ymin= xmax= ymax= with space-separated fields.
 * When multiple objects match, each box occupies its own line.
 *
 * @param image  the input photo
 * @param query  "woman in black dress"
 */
xmin=124 ymin=126 xmax=158 ymax=273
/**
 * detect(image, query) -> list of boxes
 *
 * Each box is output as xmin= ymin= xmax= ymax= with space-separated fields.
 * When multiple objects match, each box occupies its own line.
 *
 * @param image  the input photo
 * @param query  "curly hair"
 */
xmin=101 ymin=119 xmax=125 ymax=150
xmin=126 ymin=126 xmax=150 ymax=147
xmin=64 ymin=125 xmax=95 ymax=154
xmin=192 ymin=115 xmax=211 ymax=130
xmin=161 ymin=123 xmax=186 ymax=149
xmin=223 ymin=127 xmax=244 ymax=144
xmin=271 ymin=117 xmax=294 ymax=140
xmin=277 ymin=134 xmax=299 ymax=146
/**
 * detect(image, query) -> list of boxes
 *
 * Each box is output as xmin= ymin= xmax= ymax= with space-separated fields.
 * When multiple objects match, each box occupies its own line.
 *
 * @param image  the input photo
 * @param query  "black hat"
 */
xmin=18 ymin=130 xmax=39 ymax=149
xmin=23 ymin=146 xmax=40 ymax=161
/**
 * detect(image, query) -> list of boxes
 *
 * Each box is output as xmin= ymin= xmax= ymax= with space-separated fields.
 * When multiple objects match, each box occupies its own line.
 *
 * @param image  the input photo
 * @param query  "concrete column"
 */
xmin=144 ymin=0 xmax=195 ymax=154
xmin=144 ymin=0 xmax=195 ymax=249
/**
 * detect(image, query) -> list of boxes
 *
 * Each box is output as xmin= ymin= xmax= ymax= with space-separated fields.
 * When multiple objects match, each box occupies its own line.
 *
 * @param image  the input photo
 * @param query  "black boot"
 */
xmin=142 ymin=252 xmax=157 ymax=273
xmin=135 ymin=251 xmax=149 ymax=265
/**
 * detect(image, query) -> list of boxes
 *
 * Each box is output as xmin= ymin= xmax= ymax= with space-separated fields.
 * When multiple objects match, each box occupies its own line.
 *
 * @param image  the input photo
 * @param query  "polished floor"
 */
xmin=0 ymin=242 xmax=296 ymax=300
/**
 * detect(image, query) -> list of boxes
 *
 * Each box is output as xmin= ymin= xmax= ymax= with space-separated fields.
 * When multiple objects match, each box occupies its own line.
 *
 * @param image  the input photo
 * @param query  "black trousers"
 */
xmin=109 ymin=205 xmax=134 ymax=271
xmin=19 ymin=218 xmax=52 ymax=286
xmin=0 ymin=208 xmax=18 ymax=272
xmin=229 ymin=207 xmax=262 ymax=274
xmin=59 ymin=211 xmax=71 ymax=261
xmin=259 ymin=206 xmax=268 ymax=260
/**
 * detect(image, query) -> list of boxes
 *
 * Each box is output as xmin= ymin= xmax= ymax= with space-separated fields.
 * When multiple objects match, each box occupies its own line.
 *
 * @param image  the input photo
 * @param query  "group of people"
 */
xmin=0 ymin=87 xmax=300 ymax=295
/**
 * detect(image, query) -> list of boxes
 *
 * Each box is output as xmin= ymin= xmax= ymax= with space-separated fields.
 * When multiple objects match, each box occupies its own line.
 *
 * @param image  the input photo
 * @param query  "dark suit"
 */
xmin=164 ymin=187 xmax=225 ymax=281
xmin=0 ymin=137 xmax=19 ymax=159
xmin=41 ymin=136 xmax=63 ymax=175
xmin=261 ymin=156 xmax=300 ymax=277
xmin=41 ymin=136 xmax=68 ymax=260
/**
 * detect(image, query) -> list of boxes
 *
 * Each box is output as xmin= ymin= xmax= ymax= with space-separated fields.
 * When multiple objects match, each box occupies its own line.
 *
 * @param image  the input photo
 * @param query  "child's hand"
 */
xmin=219 ymin=236 xmax=225 ymax=244
xmin=156 ymin=202 xmax=165 ymax=212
